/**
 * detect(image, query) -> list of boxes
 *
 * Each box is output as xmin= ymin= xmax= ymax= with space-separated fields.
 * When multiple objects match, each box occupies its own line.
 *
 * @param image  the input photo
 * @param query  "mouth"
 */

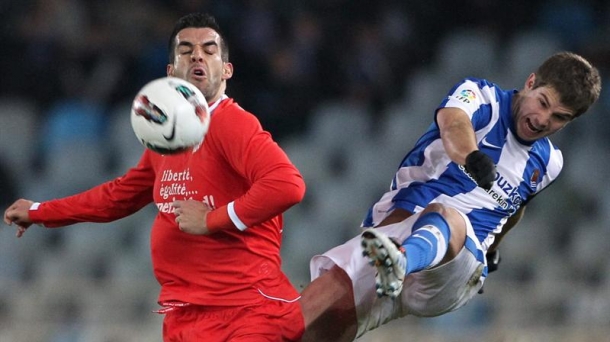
xmin=526 ymin=118 xmax=542 ymax=134
xmin=190 ymin=67 xmax=206 ymax=80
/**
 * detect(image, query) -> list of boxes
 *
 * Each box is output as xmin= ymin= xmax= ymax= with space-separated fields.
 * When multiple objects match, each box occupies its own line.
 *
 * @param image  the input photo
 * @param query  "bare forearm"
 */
xmin=437 ymin=108 xmax=478 ymax=165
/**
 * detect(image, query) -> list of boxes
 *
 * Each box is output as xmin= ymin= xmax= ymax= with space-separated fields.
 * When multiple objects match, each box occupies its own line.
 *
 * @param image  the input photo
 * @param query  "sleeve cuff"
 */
xmin=28 ymin=202 xmax=42 ymax=222
xmin=28 ymin=202 xmax=47 ymax=227
xmin=227 ymin=202 xmax=247 ymax=231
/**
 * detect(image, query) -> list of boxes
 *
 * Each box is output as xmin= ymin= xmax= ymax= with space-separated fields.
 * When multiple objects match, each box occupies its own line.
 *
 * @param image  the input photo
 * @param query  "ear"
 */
xmin=525 ymin=73 xmax=536 ymax=89
xmin=222 ymin=62 xmax=234 ymax=80
xmin=167 ymin=64 xmax=174 ymax=77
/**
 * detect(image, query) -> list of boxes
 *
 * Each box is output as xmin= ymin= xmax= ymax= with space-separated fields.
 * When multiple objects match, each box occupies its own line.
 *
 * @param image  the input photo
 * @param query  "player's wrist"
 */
xmin=27 ymin=202 xmax=43 ymax=223
xmin=206 ymin=204 xmax=241 ymax=233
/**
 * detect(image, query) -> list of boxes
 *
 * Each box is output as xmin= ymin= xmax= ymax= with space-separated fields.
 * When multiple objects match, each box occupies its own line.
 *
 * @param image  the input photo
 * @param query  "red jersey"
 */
xmin=29 ymin=97 xmax=306 ymax=307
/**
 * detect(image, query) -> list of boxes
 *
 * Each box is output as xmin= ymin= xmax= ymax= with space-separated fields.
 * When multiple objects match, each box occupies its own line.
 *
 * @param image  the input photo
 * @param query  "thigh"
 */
xmin=300 ymin=265 xmax=358 ymax=342
xmin=401 ymin=211 xmax=485 ymax=317
xmin=230 ymin=301 xmax=304 ymax=342
xmin=402 ymin=245 xmax=484 ymax=317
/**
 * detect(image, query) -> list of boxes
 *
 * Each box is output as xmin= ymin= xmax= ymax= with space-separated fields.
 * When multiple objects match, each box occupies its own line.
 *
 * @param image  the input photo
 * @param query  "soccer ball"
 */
xmin=130 ymin=77 xmax=210 ymax=154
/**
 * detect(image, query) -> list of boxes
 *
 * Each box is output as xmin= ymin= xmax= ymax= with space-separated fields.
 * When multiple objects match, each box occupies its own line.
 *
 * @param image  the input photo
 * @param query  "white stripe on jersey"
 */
xmin=394 ymin=139 xmax=450 ymax=187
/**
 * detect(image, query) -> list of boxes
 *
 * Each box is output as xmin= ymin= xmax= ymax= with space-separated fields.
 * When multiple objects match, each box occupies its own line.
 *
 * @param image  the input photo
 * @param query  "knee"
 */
xmin=421 ymin=204 xmax=465 ymax=236
xmin=421 ymin=203 xmax=452 ymax=218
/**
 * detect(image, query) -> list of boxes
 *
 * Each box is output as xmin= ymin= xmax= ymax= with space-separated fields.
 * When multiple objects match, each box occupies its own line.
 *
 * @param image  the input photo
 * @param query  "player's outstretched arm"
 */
xmin=437 ymin=107 xmax=479 ymax=165
xmin=3 ymin=199 xmax=34 ymax=237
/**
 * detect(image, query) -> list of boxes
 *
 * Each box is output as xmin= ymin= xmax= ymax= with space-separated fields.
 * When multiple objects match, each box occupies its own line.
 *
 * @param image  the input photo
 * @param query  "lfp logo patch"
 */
xmin=530 ymin=169 xmax=540 ymax=188
xmin=456 ymin=89 xmax=477 ymax=103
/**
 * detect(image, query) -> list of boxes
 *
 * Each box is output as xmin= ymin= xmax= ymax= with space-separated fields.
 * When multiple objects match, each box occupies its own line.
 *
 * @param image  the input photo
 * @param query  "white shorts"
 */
xmin=309 ymin=212 xmax=486 ymax=338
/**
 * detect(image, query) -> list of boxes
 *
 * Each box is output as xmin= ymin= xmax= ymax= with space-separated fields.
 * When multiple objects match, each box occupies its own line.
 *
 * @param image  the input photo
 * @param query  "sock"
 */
xmin=402 ymin=212 xmax=451 ymax=274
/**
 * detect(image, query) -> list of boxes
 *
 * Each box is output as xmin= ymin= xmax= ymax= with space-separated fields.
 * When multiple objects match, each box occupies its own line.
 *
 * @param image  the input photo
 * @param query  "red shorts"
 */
xmin=162 ymin=300 xmax=304 ymax=342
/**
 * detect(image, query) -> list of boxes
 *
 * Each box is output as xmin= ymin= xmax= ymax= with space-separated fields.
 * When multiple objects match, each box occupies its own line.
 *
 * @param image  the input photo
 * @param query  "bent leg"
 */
xmin=377 ymin=205 xmax=466 ymax=267
xmin=300 ymin=265 xmax=358 ymax=342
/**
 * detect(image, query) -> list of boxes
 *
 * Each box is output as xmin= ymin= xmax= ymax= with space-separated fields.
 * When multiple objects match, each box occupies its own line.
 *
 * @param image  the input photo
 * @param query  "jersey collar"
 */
xmin=208 ymin=94 xmax=228 ymax=115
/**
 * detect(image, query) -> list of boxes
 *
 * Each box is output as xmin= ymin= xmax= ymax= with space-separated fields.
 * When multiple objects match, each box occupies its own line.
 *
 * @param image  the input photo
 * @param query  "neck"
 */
xmin=207 ymin=82 xmax=227 ymax=104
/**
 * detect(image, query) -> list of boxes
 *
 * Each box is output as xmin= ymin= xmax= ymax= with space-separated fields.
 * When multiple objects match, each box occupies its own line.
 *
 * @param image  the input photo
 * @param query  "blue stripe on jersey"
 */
xmin=363 ymin=77 xmax=563 ymax=254
xmin=471 ymin=103 xmax=494 ymax=131
xmin=398 ymin=123 xmax=440 ymax=171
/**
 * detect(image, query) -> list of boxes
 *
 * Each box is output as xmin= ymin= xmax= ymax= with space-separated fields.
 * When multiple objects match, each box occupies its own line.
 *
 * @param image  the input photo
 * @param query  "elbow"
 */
xmin=289 ymin=178 xmax=306 ymax=205
xmin=283 ymin=176 xmax=306 ymax=207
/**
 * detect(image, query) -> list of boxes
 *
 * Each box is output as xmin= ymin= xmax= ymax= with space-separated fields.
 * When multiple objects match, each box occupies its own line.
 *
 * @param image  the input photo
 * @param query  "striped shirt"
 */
xmin=363 ymin=77 xmax=562 ymax=252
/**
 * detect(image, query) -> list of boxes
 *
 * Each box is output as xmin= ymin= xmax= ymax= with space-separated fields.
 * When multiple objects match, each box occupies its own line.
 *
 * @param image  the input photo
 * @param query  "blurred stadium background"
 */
xmin=1 ymin=1 xmax=609 ymax=341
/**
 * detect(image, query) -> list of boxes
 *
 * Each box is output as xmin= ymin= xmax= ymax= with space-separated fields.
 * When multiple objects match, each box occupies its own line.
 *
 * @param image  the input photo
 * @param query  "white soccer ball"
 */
xmin=130 ymin=77 xmax=210 ymax=154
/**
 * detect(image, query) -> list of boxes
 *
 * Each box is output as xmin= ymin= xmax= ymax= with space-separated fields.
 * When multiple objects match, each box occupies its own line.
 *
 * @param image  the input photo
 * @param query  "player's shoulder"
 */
xmin=459 ymin=77 xmax=502 ymax=90
xmin=453 ymin=77 xmax=510 ymax=104
xmin=215 ymin=97 xmax=257 ymax=119
xmin=208 ymin=98 xmax=264 ymax=143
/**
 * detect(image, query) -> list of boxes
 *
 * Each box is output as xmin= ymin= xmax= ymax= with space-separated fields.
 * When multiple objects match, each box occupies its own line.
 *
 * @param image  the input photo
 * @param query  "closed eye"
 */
xmin=178 ymin=43 xmax=193 ymax=55
xmin=539 ymin=98 xmax=548 ymax=109
xmin=552 ymin=113 xmax=573 ymax=122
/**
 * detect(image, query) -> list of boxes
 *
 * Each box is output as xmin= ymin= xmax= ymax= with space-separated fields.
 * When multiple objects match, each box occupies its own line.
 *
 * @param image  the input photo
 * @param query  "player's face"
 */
xmin=167 ymin=27 xmax=233 ymax=104
xmin=512 ymin=74 xmax=575 ymax=142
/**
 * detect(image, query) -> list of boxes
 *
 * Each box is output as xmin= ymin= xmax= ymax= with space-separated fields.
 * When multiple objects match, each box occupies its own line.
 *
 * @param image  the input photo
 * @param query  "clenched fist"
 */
xmin=3 ymin=199 xmax=35 ymax=237
xmin=464 ymin=150 xmax=496 ymax=190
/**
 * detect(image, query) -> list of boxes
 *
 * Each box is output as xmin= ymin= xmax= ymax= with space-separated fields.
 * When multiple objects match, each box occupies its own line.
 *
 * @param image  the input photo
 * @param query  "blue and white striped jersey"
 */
xmin=362 ymin=78 xmax=563 ymax=251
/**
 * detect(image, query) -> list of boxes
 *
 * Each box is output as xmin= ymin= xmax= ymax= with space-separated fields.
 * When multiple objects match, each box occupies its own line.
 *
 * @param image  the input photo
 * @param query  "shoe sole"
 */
xmin=361 ymin=228 xmax=406 ymax=299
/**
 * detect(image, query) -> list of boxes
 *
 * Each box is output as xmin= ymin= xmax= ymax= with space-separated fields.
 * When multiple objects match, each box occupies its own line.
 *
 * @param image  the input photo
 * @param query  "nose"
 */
xmin=190 ymin=46 xmax=204 ymax=62
xmin=540 ymin=109 xmax=553 ymax=127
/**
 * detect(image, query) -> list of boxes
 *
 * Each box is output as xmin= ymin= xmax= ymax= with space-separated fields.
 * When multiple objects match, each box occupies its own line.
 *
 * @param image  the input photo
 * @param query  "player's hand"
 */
xmin=3 ymin=199 xmax=35 ymax=237
xmin=172 ymin=200 xmax=212 ymax=235
xmin=478 ymin=249 xmax=501 ymax=294
xmin=465 ymin=150 xmax=496 ymax=190
xmin=486 ymin=249 xmax=501 ymax=273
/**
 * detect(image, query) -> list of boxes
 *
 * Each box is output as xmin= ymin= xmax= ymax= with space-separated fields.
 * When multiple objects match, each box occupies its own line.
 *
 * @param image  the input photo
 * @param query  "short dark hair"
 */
xmin=167 ymin=13 xmax=229 ymax=64
xmin=532 ymin=51 xmax=601 ymax=117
